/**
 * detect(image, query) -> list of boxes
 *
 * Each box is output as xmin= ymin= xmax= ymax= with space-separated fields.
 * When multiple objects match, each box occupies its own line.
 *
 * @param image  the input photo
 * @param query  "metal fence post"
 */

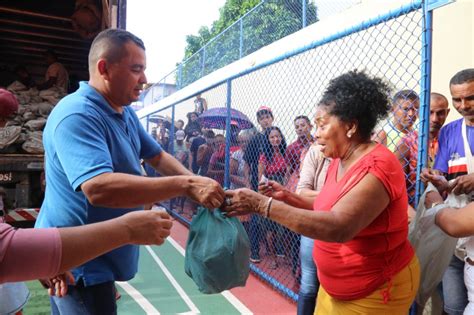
xmin=224 ymin=79 xmax=232 ymax=189
xmin=415 ymin=0 xmax=433 ymax=207
xmin=201 ymin=48 xmax=206 ymax=78
xmin=302 ymin=0 xmax=307 ymax=28
xmin=239 ymin=19 xmax=244 ymax=58
xmin=170 ymin=105 xmax=176 ymax=156
xmin=177 ymin=63 xmax=183 ymax=90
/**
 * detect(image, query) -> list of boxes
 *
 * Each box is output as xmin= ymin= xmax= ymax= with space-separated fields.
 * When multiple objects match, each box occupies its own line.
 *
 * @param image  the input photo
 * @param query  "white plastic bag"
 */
xmin=408 ymin=183 xmax=459 ymax=307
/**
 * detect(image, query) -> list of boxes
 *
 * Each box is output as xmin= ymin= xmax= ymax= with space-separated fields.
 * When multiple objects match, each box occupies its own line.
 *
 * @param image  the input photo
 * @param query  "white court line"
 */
xmin=145 ymin=245 xmax=200 ymax=314
xmin=115 ymin=281 xmax=160 ymax=315
xmin=167 ymin=237 xmax=253 ymax=315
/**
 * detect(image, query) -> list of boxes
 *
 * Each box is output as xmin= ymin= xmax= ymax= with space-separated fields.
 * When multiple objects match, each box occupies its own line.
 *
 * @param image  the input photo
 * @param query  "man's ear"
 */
xmin=97 ymin=59 xmax=108 ymax=78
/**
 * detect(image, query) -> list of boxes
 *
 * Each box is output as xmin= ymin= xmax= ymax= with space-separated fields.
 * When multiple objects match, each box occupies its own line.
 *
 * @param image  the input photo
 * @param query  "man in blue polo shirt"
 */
xmin=422 ymin=68 xmax=474 ymax=315
xmin=35 ymin=29 xmax=225 ymax=314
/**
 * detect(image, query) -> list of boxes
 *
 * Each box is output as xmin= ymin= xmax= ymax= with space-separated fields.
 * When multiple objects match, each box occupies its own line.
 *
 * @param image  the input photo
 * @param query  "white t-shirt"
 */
xmin=46 ymin=62 xmax=69 ymax=92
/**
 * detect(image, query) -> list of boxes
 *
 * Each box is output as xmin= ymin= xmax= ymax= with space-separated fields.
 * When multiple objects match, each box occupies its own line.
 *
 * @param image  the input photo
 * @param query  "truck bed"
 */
xmin=1 ymin=154 xmax=44 ymax=223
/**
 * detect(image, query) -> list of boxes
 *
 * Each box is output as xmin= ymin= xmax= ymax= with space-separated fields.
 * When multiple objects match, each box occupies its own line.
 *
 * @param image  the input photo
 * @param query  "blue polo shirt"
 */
xmin=36 ymin=82 xmax=162 ymax=285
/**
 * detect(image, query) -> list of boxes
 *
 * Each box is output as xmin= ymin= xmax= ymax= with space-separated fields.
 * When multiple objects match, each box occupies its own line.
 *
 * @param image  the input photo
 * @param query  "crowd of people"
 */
xmin=1 ymin=26 xmax=474 ymax=315
xmin=150 ymin=66 xmax=474 ymax=315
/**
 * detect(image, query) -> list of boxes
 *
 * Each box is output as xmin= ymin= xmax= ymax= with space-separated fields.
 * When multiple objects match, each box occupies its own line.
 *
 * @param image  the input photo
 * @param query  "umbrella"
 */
xmin=197 ymin=107 xmax=254 ymax=130
xmin=148 ymin=114 xmax=172 ymax=129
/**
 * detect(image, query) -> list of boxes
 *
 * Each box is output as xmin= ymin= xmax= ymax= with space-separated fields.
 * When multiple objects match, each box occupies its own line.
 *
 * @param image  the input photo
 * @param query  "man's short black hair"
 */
xmin=256 ymin=109 xmax=273 ymax=120
xmin=392 ymin=89 xmax=419 ymax=104
xmin=431 ymin=92 xmax=448 ymax=104
xmin=88 ymin=29 xmax=145 ymax=72
xmin=203 ymin=130 xmax=215 ymax=139
xmin=450 ymin=68 xmax=474 ymax=86
xmin=294 ymin=115 xmax=311 ymax=124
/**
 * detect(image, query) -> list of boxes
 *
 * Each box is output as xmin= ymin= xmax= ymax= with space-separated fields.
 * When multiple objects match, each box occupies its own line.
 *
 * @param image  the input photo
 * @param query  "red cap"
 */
xmin=0 ymin=89 xmax=19 ymax=118
xmin=257 ymin=105 xmax=272 ymax=113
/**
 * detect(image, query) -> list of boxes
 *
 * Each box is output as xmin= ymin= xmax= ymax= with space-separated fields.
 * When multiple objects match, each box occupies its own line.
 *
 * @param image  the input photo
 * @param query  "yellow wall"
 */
xmin=432 ymin=0 xmax=474 ymax=123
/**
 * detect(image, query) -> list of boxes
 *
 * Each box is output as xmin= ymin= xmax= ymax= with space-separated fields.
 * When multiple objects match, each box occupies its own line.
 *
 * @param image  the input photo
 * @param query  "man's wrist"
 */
xmin=181 ymin=176 xmax=193 ymax=194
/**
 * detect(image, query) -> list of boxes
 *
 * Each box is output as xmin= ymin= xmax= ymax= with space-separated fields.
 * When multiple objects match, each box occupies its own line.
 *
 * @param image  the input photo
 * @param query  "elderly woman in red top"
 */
xmin=224 ymin=70 xmax=419 ymax=314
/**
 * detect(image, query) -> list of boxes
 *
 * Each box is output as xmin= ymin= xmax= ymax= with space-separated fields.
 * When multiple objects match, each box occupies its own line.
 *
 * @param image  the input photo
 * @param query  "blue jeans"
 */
xmin=443 ymin=255 xmax=468 ymax=315
xmin=297 ymin=235 xmax=319 ymax=315
xmin=50 ymin=280 xmax=116 ymax=315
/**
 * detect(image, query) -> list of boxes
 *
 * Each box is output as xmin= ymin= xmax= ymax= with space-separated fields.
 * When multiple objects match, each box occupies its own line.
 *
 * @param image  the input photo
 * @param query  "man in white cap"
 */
xmin=172 ymin=129 xmax=189 ymax=167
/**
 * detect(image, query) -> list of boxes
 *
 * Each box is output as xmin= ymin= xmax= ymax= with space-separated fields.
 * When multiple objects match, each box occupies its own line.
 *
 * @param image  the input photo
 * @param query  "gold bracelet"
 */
xmin=264 ymin=197 xmax=273 ymax=218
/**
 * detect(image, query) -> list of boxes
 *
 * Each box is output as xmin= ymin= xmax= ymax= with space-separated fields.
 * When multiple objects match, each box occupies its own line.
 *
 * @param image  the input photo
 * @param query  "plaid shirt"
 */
xmin=400 ymin=131 xmax=438 ymax=205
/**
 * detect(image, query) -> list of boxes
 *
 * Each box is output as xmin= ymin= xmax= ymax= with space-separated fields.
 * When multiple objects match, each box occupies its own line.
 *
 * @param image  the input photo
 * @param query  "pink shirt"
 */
xmin=0 ymin=223 xmax=62 ymax=283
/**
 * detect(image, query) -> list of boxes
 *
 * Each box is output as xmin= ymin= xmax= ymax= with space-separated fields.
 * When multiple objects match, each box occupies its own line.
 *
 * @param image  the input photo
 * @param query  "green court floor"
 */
xmin=22 ymin=237 xmax=251 ymax=314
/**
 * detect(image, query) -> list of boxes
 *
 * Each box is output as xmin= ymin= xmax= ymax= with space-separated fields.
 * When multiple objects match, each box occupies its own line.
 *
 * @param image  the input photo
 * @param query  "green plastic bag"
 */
xmin=185 ymin=207 xmax=250 ymax=294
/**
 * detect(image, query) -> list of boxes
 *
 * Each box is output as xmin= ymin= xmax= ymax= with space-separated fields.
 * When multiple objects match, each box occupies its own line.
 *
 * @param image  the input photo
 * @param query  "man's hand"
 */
xmin=40 ymin=271 xmax=75 ymax=298
xmin=420 ymin=168 xmax=449 ymax=192
xmin=424 ymin=190 xmax=444 ymax=209
xmin=186 ymin=176 xmax=225 ymax=209
xmin=449 ymin=173 xmax=474 ymax=195
xmin=121 ymin=210 xmax=173 ymax=245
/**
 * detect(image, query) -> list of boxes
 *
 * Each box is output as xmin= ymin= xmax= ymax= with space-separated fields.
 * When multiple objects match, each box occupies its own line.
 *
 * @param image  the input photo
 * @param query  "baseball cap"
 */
xmin=175 ymin=129 xmax=186 ymax=140
xmin=256 ymin=105 xmax=273 ymax=120
xmin=257 ymin=105 xmax=272 ymax=114
xmin=0 ymin=88 xmax=19 ymax=118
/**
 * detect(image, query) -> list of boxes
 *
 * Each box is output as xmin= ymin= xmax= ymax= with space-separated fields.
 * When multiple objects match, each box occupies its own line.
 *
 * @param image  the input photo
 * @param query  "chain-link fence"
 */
xmin=141 ymin=0 xmax=360 ymax=104
xmin=138 ymin=0 xmax=430 ymax=302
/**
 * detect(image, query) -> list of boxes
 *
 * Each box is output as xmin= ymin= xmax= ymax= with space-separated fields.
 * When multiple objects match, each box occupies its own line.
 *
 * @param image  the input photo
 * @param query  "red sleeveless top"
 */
xmin=313 ymin=144 xmax=414 ymax=301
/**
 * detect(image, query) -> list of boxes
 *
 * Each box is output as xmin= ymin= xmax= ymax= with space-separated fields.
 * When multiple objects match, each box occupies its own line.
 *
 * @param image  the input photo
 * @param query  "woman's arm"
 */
xmin=258 ymin=159 xmax=264 ymax=183
xmin=298 ymin=188 xmax=319 ymax=198
xmin=243 ymin=162 xmax=251 ymax=188
xmin=259 ymin=180 xmax=314 ymax=209
xmin=188 ymin=150 xmax=194 ymax=172
xmin=226 ymin=172 xmax=389 ymax=243
xmin=58 ymin=211 xmax=172 ymax=271
xmin=0 ymin=211 xmax=172 ymax=284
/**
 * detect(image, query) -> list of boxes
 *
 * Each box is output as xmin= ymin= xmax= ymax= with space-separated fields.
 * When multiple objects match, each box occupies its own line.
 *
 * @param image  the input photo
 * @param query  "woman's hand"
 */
xmin=258 ymin=180 xmax=287 ymax=201
xmin=223 ymin=188 xmax=268 ymax=217
xmin=121 ymin=210 xmax=173 ymax=245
